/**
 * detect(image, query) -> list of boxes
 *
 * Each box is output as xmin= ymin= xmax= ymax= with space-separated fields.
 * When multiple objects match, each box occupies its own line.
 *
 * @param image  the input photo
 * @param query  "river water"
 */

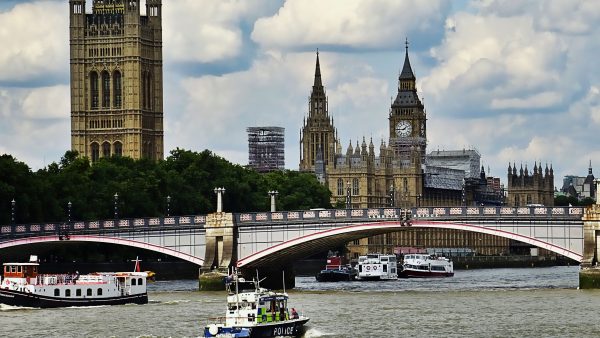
xmin=1 ymin=266 xmax=600 ymax=337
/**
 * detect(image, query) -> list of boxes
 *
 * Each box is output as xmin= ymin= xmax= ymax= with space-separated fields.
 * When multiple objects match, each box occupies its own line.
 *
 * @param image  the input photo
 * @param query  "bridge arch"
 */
xmin=0 ymin=235 xmax=204 ymax=266
xmin=237 ymin=220 xmax=582 ymax=269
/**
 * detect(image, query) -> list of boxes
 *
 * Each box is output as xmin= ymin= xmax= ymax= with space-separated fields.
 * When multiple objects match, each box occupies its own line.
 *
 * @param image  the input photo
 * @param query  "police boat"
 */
xmin=203 ymin=272 xmax=309 ymax=338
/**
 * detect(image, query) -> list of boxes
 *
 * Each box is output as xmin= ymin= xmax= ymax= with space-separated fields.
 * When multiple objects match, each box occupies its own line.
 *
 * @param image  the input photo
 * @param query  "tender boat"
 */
xmin=0 ymin=255 xmax=148 ymax=308
xmin=203 ymin=273 xmax=309 ymax=338
xmin=356 ymin=253 xmax=398 ymax=280
xmin=315 ymin=254 xmax=356 ymax=282
xmin=399 ymin=253 xmax=454 ymax=278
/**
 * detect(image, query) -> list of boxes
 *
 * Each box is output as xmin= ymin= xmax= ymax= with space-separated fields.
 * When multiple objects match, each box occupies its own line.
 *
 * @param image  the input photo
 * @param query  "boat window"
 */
xmin=367 ymin=254 xmax=378 ymax=259
xmin=87 ymin=288 xmax=92 ymax=296
xmin=383 ymin=265 xmax=387 ymax=272
xmin=11 ymin=266 xmax=16 ymax=273
xmin=132 ymin=278 xmax=137 ymax=286
xmin=17 ymin=266 xmax=22 ymax=273
xmin=381 ymin=258 xmax=388 ymax=262
xmin=391 ymin=268 xmax=396 ymax=274
xmin=76 ymin=289 xmax=82 ymax=296
xmin=54 ymin=289 xmax=60 ymax=296
xmin=65 ymin=289 xmax=71 ymax=297
xmin=97 ymin=288 xmax=103 ymax=296
xmin=138 ymin=278 xmax=143 ymax=285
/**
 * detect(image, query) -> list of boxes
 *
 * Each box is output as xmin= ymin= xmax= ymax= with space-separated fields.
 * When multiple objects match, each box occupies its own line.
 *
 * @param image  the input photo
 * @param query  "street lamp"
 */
xmin=268 ymin=191 xmax=279 ymax=212
xmin=166 ymin=195 xmax=171 ymax=216
xmin=416 ymin=194 xmax=422 ymax=207
xmin=214 ymin=187 xmax=225 ymax=212
xmin=67 ymin=201 xmax=72 ymax=223
xmin=114 ymin=193 xmax=119 ymax=219
xmin=11 ymin=198 xmax=16 ymax=224
xmin=346 ymin=181 xmax=351 ymax=209
xmin=389 ymin=184 xmax=395 ymax=207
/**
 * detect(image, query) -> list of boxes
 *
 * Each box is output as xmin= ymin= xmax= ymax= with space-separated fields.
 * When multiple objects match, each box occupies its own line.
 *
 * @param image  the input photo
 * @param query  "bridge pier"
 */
xmin=198 ymin=212 xmax=236 ymax=291
xmin=580 ymin=181 xmax=600 ymax=289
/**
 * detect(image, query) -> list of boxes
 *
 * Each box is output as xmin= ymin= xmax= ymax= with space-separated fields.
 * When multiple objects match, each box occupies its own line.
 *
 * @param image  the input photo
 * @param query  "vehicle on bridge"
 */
xmin=0 ymin=256 xmax=148 ymax=308
xmin=356 ymin=253 xmax=398 ymax=280
xmin=203 ymin=273 xmax=309 ymax=337
xmin=315 ymin=253 xmax=356 ymax=282
xmin=399 ymin=254 xmax=454 ymax=278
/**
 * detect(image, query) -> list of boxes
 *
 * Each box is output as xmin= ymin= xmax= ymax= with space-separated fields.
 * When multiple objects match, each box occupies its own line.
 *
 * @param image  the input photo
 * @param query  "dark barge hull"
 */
xmin=0 ymin=289 xmax=148 ymax=308
xmin=204 ymin=318 xmax=309 ymax=337
xmin=315 ymin=270 xmax=356 ymax=282
xmin=398 ymin=270 xmax=454 ymax=278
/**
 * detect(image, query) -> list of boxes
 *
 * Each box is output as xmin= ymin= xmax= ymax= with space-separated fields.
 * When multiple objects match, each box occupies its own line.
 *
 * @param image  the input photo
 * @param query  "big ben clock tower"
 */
xmin=389 ymin=40 xmax=426 ymax=161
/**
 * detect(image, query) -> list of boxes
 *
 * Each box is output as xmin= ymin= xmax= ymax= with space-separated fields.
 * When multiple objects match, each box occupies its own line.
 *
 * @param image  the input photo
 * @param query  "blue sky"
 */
xmin=1 ymin=0 xmax=599 ymax=187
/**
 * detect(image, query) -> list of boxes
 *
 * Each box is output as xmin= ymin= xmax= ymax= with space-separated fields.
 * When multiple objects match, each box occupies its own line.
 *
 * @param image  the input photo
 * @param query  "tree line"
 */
xmin=0 ymin=149 xmax=332 ymax=225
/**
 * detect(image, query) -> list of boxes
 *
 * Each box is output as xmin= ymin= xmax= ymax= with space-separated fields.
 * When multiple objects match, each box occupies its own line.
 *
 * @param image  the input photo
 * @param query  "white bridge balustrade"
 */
xmin=0 ymin=206 xmax=588 ymax=270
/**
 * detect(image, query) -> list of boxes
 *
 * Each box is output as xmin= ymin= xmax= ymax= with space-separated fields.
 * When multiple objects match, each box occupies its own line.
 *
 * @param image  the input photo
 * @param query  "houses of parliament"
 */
xmin=69 ymin=0 xmax=164 ymax=161
xmin=299 ymin=43 xmax=555 ymax=257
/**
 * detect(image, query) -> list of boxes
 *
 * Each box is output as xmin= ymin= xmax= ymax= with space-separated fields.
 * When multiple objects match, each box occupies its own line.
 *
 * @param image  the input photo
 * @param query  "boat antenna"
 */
xmin=235 ymin=267 xmax=240 ymax=310
xmin=282 ymin=270 xmax=286 ymax=293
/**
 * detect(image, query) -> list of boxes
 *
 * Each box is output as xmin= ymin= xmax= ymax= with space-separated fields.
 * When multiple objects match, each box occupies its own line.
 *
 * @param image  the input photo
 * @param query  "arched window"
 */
xmin=102 ymin=71 xmax=110 ymax=108
xmin=132 ymin=278 xmax=137 ymax=286
xmin=138 ymin=278 xmax=143 ymax=285
xmin=352 ymin=178 xmax=359 ymax=195
xmin=113 ymin=70 xmax=122 ymax=108
xmin=147 ymin=72 xmax=153 ymax=110
xmin=526 ymin=195 xmax=532 ymax=205
xmin=102 ymin=141 xmax=111 ymax=158
xmin=54 ymin=288 xmax=60 ymax=296
xmin=87 ymin=288 xmax=92 ymax=296
xmin=90 ymin=71 xmax=99 ymax=109
xmin=403 ymin=178 xmax=408 ymax=193
xmin=97 ymin=288 xmax=103 ymax=296
xmin=91 ymin=142 xmax=100 ymax=163
xmin=65 ymin=289 xmax=71 ymax=297
xmin=337 ymin=178 xmax=343 ymax=196
xmin=114 ymin=141 xmax=122 ymax=157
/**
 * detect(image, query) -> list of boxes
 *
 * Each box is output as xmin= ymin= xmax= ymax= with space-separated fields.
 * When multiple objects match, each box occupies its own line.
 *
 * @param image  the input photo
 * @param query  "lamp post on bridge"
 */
xmin=389 ymin=184 xmax=395 ymax=207
xmin=166 ymin=195 xmax=171 ymax=216
xmin=268 ymin=190 xmax=278 ymax=212
xmin=114 ymin=193 xmax=119 ymax=219
xmin=11 ymin=198 xmax=15 ymax=225
xmin=67 ymin=201 xmax=72 ymax=223
xmin=346 ymin=181 xmax=351 ymax=209
xmin=214 ymin=187 xmax=225 ymax=212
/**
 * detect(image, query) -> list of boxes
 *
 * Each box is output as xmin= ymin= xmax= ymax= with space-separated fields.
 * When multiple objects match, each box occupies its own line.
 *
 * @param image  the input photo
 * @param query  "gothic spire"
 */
xmin=313 ymin=50 xmax=323 ymax=90
xmin=399 ymin=38 xmax=416 ymax=81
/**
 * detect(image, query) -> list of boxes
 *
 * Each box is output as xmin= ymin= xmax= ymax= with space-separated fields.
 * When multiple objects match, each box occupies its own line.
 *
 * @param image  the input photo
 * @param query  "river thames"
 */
xmin=1 ymin=266 xmax=599 ymax=337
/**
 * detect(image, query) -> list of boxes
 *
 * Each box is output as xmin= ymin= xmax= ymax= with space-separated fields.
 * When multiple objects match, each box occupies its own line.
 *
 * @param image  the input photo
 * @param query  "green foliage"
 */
xmin=0 ymin=149 xmax=332 ymax=224
xmin=554 ymin=194 xmax=596 ymax=206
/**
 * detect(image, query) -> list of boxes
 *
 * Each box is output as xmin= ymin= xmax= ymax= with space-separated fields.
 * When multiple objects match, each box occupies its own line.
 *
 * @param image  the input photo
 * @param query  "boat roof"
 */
xmin=3 ymin=262 xmax=39 ymax=266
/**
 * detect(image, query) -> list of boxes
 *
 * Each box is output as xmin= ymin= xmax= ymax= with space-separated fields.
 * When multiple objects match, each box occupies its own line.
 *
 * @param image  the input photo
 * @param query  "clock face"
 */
xmin=395 ymin=121 xmax=412 ymax=137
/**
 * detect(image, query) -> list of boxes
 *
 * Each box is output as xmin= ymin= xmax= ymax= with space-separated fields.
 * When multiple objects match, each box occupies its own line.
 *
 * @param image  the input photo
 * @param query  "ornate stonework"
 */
xmin=69 ymin=0 xmax=163 ymax=161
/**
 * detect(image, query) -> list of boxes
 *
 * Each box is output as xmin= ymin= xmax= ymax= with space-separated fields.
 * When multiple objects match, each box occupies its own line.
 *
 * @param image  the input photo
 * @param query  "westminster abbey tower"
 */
xmin=69 ymin=0 xmax=164 ymax=161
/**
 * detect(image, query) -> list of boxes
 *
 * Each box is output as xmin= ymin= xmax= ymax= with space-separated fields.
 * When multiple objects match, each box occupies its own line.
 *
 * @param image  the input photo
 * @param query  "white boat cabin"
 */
xmin=357 ymin=253 xmax=398 ymax=280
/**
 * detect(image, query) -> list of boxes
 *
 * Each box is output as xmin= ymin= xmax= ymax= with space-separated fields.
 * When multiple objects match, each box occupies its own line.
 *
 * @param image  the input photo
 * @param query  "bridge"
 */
xmin=2 ymin=203 xmax=598 ymax=288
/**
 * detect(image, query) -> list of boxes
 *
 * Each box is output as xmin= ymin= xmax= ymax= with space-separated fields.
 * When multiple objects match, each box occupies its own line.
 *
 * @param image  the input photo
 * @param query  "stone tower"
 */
xmin=506 ymin=162 xmax=554 ymax=206
xmin=299 ymin=51 xmax=338 ymax=173
xmin=388 ymin=40 xmax=426 ymax=161
xmin=69 ymin=0 xmax=164 ymax=161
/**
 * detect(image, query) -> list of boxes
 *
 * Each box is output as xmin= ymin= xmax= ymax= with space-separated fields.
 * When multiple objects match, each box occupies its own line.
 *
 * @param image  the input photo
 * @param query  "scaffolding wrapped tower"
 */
xmin=247 ymin=127 xmax=285 ymax=172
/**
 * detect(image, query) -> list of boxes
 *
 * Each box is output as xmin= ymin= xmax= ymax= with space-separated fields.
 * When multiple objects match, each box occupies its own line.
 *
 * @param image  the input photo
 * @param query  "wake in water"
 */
xmin=0 ymin=303 xmax=38 ymax=311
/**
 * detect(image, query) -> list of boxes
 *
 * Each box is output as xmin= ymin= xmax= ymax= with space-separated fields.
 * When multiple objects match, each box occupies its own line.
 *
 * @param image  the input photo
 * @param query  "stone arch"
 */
xmin=113 ymin=70 xmax=122 ymax=108
xmin=90 ymin=71 xmax=99 ymax=109
xmin=101 ymin=70 xmax=110 ymax=108
xmin=90 ymin=142 xmax=100 ymax=162
xmin=114 ymin=141 xmax=123 ymax=157
xmin=102 ymin=141 xmax=111 ymax=158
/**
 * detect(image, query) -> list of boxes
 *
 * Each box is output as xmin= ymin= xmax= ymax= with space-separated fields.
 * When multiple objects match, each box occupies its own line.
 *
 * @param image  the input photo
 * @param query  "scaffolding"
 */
xmin=247 ymin=127 xmax=285 ymax=172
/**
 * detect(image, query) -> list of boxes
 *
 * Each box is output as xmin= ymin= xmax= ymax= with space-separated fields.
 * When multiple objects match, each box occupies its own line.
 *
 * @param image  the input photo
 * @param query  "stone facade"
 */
xmin=506 ymin=163 xmax=554 ymax=206
xmin=69 ymin=0 xmax=164 ymax=161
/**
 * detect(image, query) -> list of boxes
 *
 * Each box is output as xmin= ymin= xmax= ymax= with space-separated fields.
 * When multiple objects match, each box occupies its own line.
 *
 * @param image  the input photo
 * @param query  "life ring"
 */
xmin=373 ymin=266 xmax=378 ymax=270
xmin=208 ymin=324 xmax=219 ymax=335
xmin=366 ymin=266 xmax=370 ymax=270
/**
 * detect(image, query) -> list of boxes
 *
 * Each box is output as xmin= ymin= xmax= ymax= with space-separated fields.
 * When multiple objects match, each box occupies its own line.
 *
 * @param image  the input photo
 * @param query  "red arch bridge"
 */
xmin=0 ymin=206 xmax=585 ymax=273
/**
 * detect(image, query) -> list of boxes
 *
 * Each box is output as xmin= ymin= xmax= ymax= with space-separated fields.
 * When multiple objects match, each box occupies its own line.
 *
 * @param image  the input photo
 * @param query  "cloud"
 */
xmin=162 ymin=0 xmax=280 ymax=63
xmin=0 ymin=1 xmax=68 ymax=83
xmin=22 ymin=85 xmax=70 ymax=119
xmin=252 ymin=0 xmax=451 ymax=50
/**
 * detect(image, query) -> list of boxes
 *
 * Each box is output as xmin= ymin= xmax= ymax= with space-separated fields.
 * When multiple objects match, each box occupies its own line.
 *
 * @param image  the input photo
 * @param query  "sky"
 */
xmin=1 ymin=0 xmax=599 ymax=188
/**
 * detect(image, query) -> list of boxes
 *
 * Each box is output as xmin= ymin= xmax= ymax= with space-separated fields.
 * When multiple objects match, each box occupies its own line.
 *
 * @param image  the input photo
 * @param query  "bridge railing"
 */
xmin=235 ymin=206 xmax=585 ymax=225
xmin=0 ymin=215 xmax=207 ymax=239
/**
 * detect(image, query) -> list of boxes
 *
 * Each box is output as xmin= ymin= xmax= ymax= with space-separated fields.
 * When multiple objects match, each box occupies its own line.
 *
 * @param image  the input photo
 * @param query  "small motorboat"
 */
xmin=399 ymin=253 xmax=454 ymax=278
xmin=315 ymin=254 xmax=356 ymax=282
